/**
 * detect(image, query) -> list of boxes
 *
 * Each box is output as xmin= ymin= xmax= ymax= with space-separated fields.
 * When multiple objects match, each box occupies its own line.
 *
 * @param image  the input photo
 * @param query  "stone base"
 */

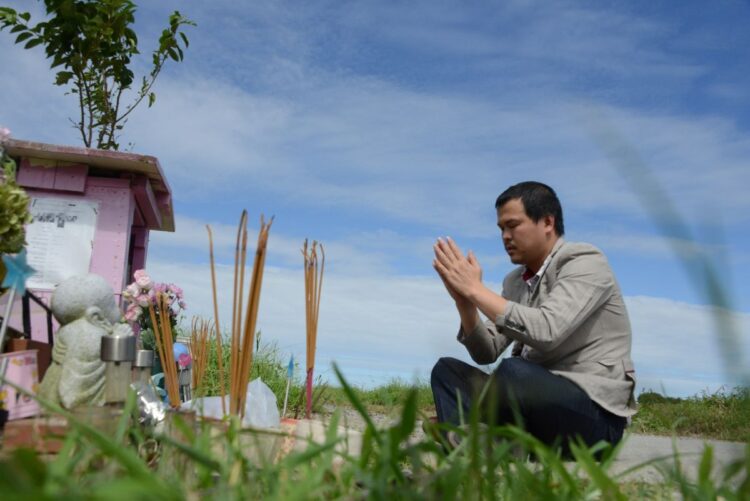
xmin=279 ymin=418 xmax=363 ymax=460
xmin=1 ymin=415 xmax=68 ymax=454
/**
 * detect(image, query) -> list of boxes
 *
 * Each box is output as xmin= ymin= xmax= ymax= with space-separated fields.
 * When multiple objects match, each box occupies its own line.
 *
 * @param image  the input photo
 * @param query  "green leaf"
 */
xmin=10 ymin=24 xmax=26 ymax=34
xmin=54 ymin=71 xmax=74 ymax=85
xmin=395 ymin=388 xmax=418 ymax=442
xmin=157 ymin=433 xmax=222 ymax=471
xmin=570 ymin=439 xmax=626 ymax=500
xmin=697 ymin=445 xmax=714 ymax=491
xmin=24 ymin=37 xmax=43 ymax=49
xmin=14 ymin=31 xmax=31 ymax=44
xmin=148 ymin=92 xmax=156 ymax=107
xmin=332 ymin=363 xmax=380 ymax=442
xmin=0 ymin=7 xmax=17 ymax=24
xmin=179 ymin=31 xmax=189 ymax=48
xmin=167 ymin=46 xmax=179 ymax=61
xmin=19 ymin=11 xmax=30 ymax=22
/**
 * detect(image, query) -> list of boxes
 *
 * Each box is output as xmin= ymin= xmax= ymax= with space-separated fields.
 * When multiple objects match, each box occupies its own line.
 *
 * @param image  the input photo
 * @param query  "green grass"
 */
xmin=2 ymin=365 xmax=748 ymax=500
xmin=54 ymin=329 xmax=741 ymax=499
xmin=630 ymin=387 xmax=750 ymax=442
xmin=327 ymin=375 xmax=750 ymax=442
xmin=326 ymin=379 xmax=434 ymax=415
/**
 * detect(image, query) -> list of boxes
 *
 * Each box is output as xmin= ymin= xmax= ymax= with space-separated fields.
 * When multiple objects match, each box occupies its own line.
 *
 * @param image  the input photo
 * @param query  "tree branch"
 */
xmin=116 ymin=54 xmax=165 ymax=125
xmin=80 ymin=69 xmax=96 ymax=148
xmin=74 ymin=78 xmax=87 ymax=147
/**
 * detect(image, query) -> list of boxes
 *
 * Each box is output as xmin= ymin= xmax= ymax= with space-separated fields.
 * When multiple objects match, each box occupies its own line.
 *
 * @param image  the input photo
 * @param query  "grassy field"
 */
xmin=2 ymin=360 xmax=747 ymax=499
xmin=630 ymin=388 xmax=750 ymax=442
xmin=48 ymin=333 xmax=738 ymax=498
xmin=1 ymin=337 xmax=748 ymax=498
xmin=325 ymin=380 xmax=750 ymax=442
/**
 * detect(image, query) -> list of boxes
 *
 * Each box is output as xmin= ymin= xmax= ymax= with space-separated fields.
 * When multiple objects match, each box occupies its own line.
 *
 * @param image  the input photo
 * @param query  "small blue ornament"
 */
xmin=1 ymin=249 xmax=35 ymax=296
xmin=173 ymin=342 xmax=189 ymax=359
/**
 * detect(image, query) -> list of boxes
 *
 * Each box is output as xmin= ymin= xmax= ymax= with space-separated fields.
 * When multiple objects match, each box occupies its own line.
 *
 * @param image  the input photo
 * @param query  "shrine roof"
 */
xmin=4 ymin=138 xmax=174 ymax=232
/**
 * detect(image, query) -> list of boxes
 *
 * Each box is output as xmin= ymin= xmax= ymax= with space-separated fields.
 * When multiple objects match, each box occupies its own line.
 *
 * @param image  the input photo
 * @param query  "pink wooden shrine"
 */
xmin=3 ymin=138 xmax=174 ymax=343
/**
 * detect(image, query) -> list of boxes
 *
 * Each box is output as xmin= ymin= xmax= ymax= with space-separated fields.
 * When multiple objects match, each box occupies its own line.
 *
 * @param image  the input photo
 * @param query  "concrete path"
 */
xmin=325 ymin=409 xmax=748 ymax=484
xmin=611 ymin=433 xmax=748 ymax=484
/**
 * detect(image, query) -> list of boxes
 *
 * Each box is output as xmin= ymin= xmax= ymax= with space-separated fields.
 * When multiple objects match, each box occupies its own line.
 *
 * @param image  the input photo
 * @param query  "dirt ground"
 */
xmin=315 ymin=403 xmax=428 ymax=442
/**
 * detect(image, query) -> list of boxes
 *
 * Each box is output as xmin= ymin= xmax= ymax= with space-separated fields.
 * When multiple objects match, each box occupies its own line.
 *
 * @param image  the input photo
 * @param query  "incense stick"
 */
xmin=236 ymin=215 xmax=273 ymax=418
xmin=160 ymin=294 xmax=181 ymax=407
xmin=206 ymin=225 xmax=226 ymax=415
xmin=204 ymin=213 xmax=272 ymax=419
xmin=302 ymin=239 xmax=324 ymax=418
xmin=190 ymin=317 xmax=211 ymax=395
xmin=218 ymin=212 xmax=274 ymax=418
xmin=149 ymin=294 xmax=180 ymax=408
xmin=229 ymin=211 xmax=248 ymax=415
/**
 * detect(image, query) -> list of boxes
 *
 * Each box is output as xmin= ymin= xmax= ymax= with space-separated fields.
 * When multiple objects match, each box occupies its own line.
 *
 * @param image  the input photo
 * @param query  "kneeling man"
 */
xmin=431 ymin=181 xmax=636 ymax=454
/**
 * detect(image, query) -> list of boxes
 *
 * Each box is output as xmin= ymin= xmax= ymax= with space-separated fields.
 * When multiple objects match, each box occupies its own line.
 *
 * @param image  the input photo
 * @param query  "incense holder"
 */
xmin=278 ymin=418 xmax=363 ymax=461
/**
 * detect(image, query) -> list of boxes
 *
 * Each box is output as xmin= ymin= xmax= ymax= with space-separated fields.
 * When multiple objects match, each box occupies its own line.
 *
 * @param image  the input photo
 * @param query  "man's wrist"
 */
xmin=471 ymin=286 xmax=508 ymax=320
xmin=454 ymin=294 xmax=473 ymax=309
xmin=465 ymin=282 xmax=484 ymax=305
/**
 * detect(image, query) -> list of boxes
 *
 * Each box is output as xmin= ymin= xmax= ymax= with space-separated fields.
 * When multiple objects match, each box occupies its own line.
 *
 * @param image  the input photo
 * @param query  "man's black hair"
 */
xmin=495 ymin=181 xmax=565 ymax=236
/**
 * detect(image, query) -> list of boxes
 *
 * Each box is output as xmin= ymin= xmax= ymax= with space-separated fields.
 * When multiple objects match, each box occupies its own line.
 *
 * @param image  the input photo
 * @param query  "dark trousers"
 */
xmin=431 ymin=356 xmax=626 ymax=455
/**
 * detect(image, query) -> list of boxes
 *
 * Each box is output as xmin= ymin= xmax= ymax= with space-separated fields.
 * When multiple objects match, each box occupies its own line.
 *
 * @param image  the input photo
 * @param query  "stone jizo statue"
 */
xmin=38 ymin=274 xmax=132 ymax=409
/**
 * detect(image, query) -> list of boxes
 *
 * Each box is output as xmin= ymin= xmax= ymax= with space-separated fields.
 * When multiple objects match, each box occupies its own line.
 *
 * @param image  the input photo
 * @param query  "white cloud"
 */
xmin=0 ymin=36 xmax=79 ymax=145
xmin=627 ymin=296 xmax=749 ymax=395
xmin=113 ymin=69 xmax=750 ymax=245
xmin=576 ymin=227 xmax=736 ymax=263
xmin=148 ymin=214 xmax=402 ymax=276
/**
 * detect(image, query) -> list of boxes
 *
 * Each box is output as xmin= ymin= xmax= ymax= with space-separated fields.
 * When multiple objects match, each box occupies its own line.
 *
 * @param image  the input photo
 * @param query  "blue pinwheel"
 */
xmin=1 ymin=249 xmax=36 ymax=373
xmin=1 ymin=249 xmax=35 ymax=296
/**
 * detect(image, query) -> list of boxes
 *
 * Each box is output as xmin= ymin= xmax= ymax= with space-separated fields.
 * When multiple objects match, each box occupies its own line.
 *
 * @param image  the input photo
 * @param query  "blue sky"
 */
xmin=1 ymin=0 xmax=749 ymax=396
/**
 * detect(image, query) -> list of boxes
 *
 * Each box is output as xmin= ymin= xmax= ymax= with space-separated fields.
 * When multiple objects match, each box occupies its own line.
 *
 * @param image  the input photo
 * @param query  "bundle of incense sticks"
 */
xmin=302 ymin=239 xmax=324 ymax=419
xmin=206 ymin=224 xmax=226 ymax=415
xmin=149 ymin=293 xmax=180 ymax=408
xmin=208 ymin=212 xmax=273 ymax=418
xmin=190 ymin=317 xmax=212 ymax=394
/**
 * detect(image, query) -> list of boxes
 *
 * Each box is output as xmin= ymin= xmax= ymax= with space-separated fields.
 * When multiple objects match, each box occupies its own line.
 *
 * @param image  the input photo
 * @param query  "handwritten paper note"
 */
xmin=26 ymin=197 xmax=99 ymax=290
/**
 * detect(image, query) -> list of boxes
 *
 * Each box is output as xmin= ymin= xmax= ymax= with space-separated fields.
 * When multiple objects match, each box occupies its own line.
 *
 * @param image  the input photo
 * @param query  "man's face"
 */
xmin=496 ymin=198 xmax=554 ymax=269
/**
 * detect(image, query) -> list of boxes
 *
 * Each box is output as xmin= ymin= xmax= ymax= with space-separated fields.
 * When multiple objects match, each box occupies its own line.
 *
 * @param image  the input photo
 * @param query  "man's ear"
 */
xmin=543 ymin=214 xmax=555 ymax=234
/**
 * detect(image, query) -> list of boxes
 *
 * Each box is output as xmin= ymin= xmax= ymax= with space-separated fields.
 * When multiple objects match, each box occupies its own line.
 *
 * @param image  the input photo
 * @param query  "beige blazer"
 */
xmin=459 ymin=239 xmax=637 ymax=417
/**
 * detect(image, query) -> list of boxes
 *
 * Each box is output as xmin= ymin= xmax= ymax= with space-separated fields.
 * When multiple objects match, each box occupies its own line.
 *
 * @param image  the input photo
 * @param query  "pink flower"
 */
xmin=124 ymin=304 xmax=141 ymax=322
xmin=133 ymin=269 xmax=152 ymax=290
xmin=153 ymin=282 xmax=167 ymax=294
xmin=136 ymin=294 xmax=150 ymax=307
xmin=168 ymin=284 xmax=184 ymax=298
xmin=0 ymin=127 xmax=11 ymax=142
xmin=135 ymin=276 xmax=152 ymax=290
xmin=178 ymin=300 xmax=187 ymax=310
